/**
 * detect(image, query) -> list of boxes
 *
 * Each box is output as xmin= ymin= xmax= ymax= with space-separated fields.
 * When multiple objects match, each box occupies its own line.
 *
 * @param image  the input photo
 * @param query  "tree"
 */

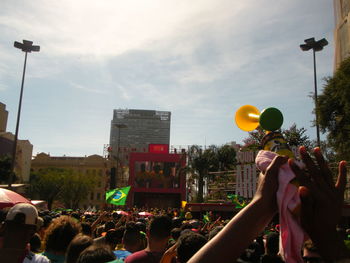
xmin=30 ymin=167 xmax=97 ymax=209
xmin=0 ymin=155 xmax=15 ymax=184
xmin=187 ymin=144 xmax=236 ymax=203
xmin=281 ymin=123 xmax=312 ymax=149
xmin=29 ymin=168 xmax=66 ymax=210
xmin=59 ymin=171 xmax=96 ymax=209
xmin=241 ymin=124 xmax=312 ymax=152
xmin=317 ymin=57 xmax=350 ymax=161
xmin=241 ymin=127 xmax=265 ymax=151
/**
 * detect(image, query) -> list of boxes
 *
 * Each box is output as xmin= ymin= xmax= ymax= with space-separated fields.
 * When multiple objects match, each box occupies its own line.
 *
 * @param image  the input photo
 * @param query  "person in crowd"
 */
xmin=30 ymin=233 xmax=43 ymax=253
xmin=125 ymin=216 xmax=172 ymax=263
xmin=302 ymin=239 xmax=323 ymax=263
xmin=81 ymin=222 xmax=92 ymax=237
xmin=260 ymin=232 xmax=284 ymax=263
xmin=187 ymin=147 xmax=350 ymax=263
xmin=176 ymin=232 xmax=207 ymax=263
xmin=114 ymin=222 xmax=144 ymax=262
xmin=94 ymin=220 xmax=116 ymax=245
xmin=76 ymin=245 xmax=116 ymax=263
xmin=65 ymin=234 xmax=93 ymax=263
xmin=42 ymin=215 xmax=81 ymax=263
xmin=0 ymin=203 xmax=50 ymax=263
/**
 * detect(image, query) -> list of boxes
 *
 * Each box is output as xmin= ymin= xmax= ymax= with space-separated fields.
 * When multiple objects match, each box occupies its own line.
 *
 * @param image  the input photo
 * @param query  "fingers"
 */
xmin=313 ymin=147 xmax=334 ymax=187
xmin=299 ymin=146 xmax=323 ymax=184
xmin=336 ymin=161 xmax=347 ymax=194
xmin=298 ymin=186 xmax=314 ymax=231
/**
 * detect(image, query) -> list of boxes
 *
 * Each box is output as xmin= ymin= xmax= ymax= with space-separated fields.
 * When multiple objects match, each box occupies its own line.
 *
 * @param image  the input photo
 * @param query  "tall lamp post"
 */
xmin=111 ymin=124 xmax=127 ymax=189
xmin=300 ymin=37 xmax=328 ymax=147
xmin=8 ymin=40 xmax=40 ymax=188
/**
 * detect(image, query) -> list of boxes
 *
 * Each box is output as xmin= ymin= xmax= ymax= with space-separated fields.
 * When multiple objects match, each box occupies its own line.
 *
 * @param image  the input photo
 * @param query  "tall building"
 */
xmin=334 ymin=0 xmax=350 ymax=69
xmin=109 ymin=109 xmax=171 ymax=165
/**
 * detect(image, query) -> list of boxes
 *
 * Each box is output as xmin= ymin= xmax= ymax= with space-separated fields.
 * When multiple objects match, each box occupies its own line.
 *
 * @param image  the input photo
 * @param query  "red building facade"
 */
xmin=127 ymin=152 xmax=186 ymax=208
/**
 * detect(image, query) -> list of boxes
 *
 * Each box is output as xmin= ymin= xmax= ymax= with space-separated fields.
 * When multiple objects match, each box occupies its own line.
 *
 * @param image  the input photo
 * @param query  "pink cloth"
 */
xmin=255 ymin=150 xmax=305 ymax=263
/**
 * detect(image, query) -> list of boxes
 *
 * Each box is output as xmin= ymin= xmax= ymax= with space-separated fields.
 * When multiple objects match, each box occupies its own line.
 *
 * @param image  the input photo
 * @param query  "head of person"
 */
xmin=265 ymin=232 xmax=279 ymax=255
xmin=81 ymin=222 xmax=92 ymax=236
xmin=2 ymin=203 xmax=40 ymax=247
xmin=176 ymin=232 xmax=207 ymax=263
xmin=302 ymin=240 xmax=324 ymax=263
xmin=76 ymin=245 xmax=116 ymax=263
xmin=208 ymin=225 xmax=224 ymax=240
xmin=65 ymin=234 xmax=93 ymax=263
xmin=29 ymin=233 xmax=42 ymax=253
xmin=123 ymin=222 xmax=144 ymax=253
xmin=148 ymin=215 xmax=172 ymax=242
xmin=44 ymin=215 xmax=81 ymax=254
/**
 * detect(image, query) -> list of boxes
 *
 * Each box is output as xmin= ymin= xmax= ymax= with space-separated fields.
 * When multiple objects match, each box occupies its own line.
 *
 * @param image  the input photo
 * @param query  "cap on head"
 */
xmin=6 ymin=203 xmax=38 ymax=226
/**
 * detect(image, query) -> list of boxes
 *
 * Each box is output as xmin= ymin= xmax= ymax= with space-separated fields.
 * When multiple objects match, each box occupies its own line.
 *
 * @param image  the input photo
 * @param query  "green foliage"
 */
xmin=317 ymin=57 xmax=350 ymax=161
xmin=0 ymin=155 xmax=15 ymax=184
xmin=29 ymin=168 xmax=66 ymax=210
xmin=241 ymin=124 xmax=312 ymax=151
xmin=282 ymin=123 xmax=312 ymax=149
xmin=60 ymin=171 xmax=96 ymax=209
xmin=187 ymin=144 xmax=236 ymax=203
xmin=241 ymin=127 xmax=265 ymax=151
xmin=30 ymin=167 xmax=97 ymax=209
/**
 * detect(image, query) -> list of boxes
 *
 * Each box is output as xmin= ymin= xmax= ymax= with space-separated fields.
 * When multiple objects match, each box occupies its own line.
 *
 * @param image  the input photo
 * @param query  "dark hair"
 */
xmin=65 ymin=234 xmax=93 ymax=263
xmin=149 ymin=216 xmax=172 ymax=240
xmin=171 ymin=228 xmax=182 ymax=241
xmin=29 ymin=233 xmax=42 ymax=253
xmin=44 ymin=215 xmax=81 ymax=253
xmin=265 ymin=232 xmax=279 ymax=255
xmin=76 ymin=245 xmax=116 ymax=263
xmin=177 ymin=232 xmax=207 ymax=263
xmin=81 ymin=222 xmax=92 ymax=236
xmin=208 ymin=226 xmax=224 ymax=240
xmin=123 ymin=222 xmax=143 ymax=252
xmin=104 ymin=221 xmax=115 ymax=232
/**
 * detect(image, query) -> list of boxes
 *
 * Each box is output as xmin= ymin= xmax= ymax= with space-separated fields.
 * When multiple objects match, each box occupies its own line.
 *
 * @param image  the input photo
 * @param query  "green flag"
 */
xmin=106 ymin=186 xmax=131 ymax=206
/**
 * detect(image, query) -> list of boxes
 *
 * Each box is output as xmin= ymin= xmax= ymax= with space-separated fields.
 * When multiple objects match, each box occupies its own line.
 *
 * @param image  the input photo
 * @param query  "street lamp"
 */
xmin=8 ymin=40 xmax=40 ymax=188
xmin=300 ymin=37 xmax=328 ymax=147
xmin=111 ymin=124 xmax=127 ymax=189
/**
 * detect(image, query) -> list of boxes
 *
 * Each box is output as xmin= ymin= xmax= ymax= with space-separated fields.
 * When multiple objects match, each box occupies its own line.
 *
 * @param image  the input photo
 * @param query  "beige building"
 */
xmin=31 ymin=153 xmax=111 ymax=210
xmin=0 ymin=102 xmax=33 ymax=184
xmin=0 ymin=132 xmax=33 ymax=183
xmin=0 ymin=102 xmax=8 ymax=132
xmin=334 ymin=0 xmax=350 ymax=69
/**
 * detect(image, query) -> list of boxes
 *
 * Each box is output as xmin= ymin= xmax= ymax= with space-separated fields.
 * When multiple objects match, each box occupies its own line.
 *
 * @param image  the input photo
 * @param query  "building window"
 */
xmin=90 ymin=193 xmax=94 ymax=200
xmin=98 ymin=181 xmax=102 ymax=187
xmin=97 ymin=193 xmax=101 ymax=200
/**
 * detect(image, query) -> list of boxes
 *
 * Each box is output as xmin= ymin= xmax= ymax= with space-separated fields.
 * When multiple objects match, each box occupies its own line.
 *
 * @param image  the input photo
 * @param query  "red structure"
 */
xmin=128 ymin=152 xmax=186 ymax=208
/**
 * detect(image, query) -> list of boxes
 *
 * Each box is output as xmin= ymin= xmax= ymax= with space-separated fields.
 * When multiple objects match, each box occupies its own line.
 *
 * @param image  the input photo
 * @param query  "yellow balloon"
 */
xmin=235 ymin=105 xmax=260 ymax=131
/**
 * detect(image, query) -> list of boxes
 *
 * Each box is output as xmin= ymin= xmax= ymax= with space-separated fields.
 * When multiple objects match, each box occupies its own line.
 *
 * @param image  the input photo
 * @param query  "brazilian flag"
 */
xmin=106 ymin=186 xmax=131 ymax=206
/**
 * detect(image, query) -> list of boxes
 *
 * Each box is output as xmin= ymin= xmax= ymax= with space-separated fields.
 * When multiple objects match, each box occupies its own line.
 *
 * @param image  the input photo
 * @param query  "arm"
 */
xmin=290 ymin=146 xmax=350 ymax=262
xmin=188 ymin=155 xmax=288 ymax=263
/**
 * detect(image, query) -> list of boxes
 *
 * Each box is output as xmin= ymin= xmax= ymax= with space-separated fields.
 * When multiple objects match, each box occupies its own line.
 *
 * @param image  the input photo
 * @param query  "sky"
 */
xmin=0 ymin=0 xmax=335 ymax=157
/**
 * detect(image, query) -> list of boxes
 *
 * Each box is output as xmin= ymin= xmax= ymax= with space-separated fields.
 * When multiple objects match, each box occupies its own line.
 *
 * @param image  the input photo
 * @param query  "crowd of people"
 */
xmin=0 ymin=147 xmax=350 ymax=263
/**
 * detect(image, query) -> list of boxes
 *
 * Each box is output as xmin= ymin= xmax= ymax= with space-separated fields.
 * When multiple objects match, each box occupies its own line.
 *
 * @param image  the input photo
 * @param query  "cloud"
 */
xmin=70 ymin=82 xmax=108 ymax=94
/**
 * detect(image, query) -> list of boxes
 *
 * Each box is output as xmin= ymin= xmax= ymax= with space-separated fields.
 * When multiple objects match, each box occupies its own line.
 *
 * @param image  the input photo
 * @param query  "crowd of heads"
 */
xmin=1 ymin=202 xmax=349 ymax=262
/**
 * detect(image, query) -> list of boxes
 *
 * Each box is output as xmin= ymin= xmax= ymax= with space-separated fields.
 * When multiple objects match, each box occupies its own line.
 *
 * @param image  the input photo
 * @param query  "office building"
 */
xmin=109 ymin=109 xmax=171 ymax=166
xmin=334 ymin=0 xmax=350 ymax=69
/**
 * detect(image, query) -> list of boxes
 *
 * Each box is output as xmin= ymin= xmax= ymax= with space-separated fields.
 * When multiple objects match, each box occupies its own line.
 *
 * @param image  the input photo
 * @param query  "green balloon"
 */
xmin=259 ymin=107 xmax=283 ymax=131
